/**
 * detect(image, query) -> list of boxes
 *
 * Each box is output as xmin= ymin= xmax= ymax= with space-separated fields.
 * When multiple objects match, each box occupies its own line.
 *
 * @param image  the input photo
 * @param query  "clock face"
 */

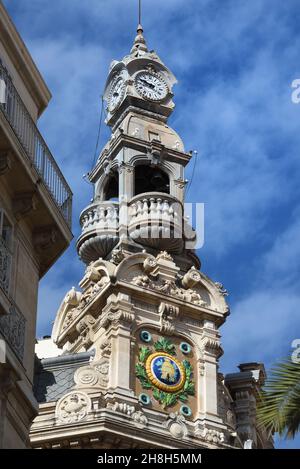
xmin=108 ymin=75 xmax=126 ymax=112
xmin=135 ymin=71 xmax=169 ymax=102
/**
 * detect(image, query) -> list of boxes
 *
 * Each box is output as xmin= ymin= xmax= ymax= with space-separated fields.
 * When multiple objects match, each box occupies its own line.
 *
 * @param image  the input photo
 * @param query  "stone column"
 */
xmin=118 ymin=162 xmax=134 ymax=240
xmin=200 ymin=323 xmax=223 ymax=421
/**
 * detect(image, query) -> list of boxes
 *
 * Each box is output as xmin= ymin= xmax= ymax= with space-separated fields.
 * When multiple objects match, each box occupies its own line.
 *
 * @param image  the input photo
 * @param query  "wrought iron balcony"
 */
xmin=0 ymin=60 xmax=72 ymax=228
xmin=0 ymin=237 xmax=11 ymax=295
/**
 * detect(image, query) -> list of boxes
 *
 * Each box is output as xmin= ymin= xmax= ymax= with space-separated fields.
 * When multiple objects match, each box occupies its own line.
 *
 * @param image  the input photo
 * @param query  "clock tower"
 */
xmin=30 ymin=21 xmax=273 ymax=450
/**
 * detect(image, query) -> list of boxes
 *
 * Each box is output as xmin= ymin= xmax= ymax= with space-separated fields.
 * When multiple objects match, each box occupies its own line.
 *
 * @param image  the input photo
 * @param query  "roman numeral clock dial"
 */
xmin=135 ymin=71 xmax=169 ymax=102
xmin=108 ymin=75 xmax=126 ymax=113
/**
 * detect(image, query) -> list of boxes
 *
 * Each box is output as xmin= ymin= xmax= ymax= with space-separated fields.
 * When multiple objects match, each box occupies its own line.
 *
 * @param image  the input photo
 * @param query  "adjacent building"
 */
xmin=0 ymin=2 xmax=72 ymax=448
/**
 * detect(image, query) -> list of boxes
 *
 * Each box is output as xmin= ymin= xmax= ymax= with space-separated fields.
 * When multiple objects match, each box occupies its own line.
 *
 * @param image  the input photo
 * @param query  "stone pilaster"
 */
xmin=100 ymin=293 xmax=135 ymax=398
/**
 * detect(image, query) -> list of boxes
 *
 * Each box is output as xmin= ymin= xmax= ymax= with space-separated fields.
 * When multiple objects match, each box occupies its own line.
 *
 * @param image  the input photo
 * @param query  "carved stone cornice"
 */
xmin=201 ymin=336 xmax=223 ymax=359
xmin=158 ymin=301 xmax=179 ymax=335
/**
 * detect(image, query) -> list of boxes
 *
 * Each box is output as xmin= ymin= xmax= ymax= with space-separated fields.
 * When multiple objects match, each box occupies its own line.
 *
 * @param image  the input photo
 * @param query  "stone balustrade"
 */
xmin=80 ymin=202 xmax=119 ymax=232
xmin=77 ymin=193 xmax=194 ymax=263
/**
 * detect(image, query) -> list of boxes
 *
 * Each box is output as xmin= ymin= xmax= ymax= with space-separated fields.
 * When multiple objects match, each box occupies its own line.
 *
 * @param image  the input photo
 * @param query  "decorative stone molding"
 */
xmin=198 ymin=360 xmax=205 ymax=376
xmin=156 ymin=251 xmax=173 ymax=262
xmin=0 ymin=151 xmax=12 ymax=175
xmin=215 ymin=282 xmax=228 ymax=297
xmin=111 ymin=248 xmax=125 ymax=265
xmin=132 ymin=273 xmax=207 ymax=307
xmin=100 ymin=339 xmax=112 ymax=357
xmin=201 ymin=336 xmax=223 ymax=359
xmin=182 ymin=266 xmax=201 ymax=289
xmin=201 ymin=428 xmax=225 ymax=444
xmin=106 ymin=401 xmax=135 ymax=416
xmin=118 ymin=162 xmax=134 ymax=174
xmin=132 ymin=410 xmax=148 ymax=429
xmin=33 ymin=226 xmax=58 ymax=251
xmin=74 ymin=366 xmax=100 ymax=388
xmin=166 ymin=413 xmax=188 ymax=439
xmin=158 ymin=302 xmax=179 ymax=335
xmin=12 ymin=191 xmax=37 ymax=219
xmin=74 ymin=358 xmax=109 ymax=389
xmin=94 ymin=359 xmax=110 ymax=386
xmin=100 ymin=293 xmax=135 ymax=330
xmin=142 ymin=256 xmax=158 ymax=275
xmin=76 ymin=314 xmax=96 ymax=349
xmin=65 ymin=287 xmax=82 ymax=306
xmin=55 ymin=391 xmax=91 ymax=424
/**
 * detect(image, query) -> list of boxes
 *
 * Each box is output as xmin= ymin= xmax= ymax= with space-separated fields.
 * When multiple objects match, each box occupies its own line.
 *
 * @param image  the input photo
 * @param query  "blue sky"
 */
xmin=4 ymin=0 xmax=300 ymax=448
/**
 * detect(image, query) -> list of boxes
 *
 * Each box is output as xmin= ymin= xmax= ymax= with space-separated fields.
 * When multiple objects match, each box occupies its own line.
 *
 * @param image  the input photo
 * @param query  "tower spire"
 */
xmin=139 ymin=0 xmax=142 ymax=25
xmin=131 ymin=0 xmax=148 ymax=54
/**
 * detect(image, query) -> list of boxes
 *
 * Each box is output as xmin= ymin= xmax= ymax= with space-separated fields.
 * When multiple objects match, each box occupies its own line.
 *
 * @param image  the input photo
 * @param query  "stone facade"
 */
xmin=0 ymin=3 xmax=72 ymax=449
xmin=30 ymin=22 xmax=272 ymax=450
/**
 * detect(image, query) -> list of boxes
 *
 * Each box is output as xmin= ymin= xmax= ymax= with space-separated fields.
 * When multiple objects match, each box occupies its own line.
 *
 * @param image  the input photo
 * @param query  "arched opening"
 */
xmin=134 ymin=165 xmax=170 ymax=196
xmin=103 ymin=170 xmax=119 ymax=201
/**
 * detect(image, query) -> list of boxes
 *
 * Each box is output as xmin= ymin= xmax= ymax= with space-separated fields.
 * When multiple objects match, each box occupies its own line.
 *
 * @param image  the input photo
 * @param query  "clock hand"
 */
xmin=140 ymin=78 xmax=155 ymax=90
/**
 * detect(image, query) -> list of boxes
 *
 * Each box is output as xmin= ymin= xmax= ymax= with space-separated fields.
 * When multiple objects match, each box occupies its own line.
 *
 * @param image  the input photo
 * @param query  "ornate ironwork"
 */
xmin=0 ymin=237 xmax=11 ymax=294
xmin=0 ymin=60 xmax=72 ymax=228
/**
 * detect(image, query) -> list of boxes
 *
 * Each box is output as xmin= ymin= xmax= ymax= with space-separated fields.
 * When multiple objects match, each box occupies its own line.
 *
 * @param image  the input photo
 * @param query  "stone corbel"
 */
xmin=76 ymin=314 xmax=96 ymax=349
xmin=201 ymin=336 xmax=223 ymax=359
xmin=12 ymin=191 xmax=37 ymax=220
xmin=33 ymin=226 xmax=58 ymax=251
xmin=174 ymin=178 xmax=187 ymax=190
xmin=182 ymin=266 xmax=201 ymax=289
xmin=0 ymin=151 xmax=12 ymax=176
xmin=158 ymin=302 xmax=179 ymax=335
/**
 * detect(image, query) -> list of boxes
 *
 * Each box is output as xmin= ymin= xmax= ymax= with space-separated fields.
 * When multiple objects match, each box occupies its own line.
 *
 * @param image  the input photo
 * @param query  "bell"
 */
xmin=151 ymin=171 xmax=165 ymax=188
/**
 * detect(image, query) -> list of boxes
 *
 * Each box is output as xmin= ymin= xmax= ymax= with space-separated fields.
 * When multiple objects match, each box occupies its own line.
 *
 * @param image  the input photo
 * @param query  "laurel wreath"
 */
xmin=135 ymin=337 xmax=195 ymax=409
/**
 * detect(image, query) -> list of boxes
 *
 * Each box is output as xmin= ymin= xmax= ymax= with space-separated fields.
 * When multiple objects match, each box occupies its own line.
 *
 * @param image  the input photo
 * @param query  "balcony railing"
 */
xmin=0 ymin=237 xmax=11 ymax=295
xmin=0 ymin=60 xmax=72 ymax=228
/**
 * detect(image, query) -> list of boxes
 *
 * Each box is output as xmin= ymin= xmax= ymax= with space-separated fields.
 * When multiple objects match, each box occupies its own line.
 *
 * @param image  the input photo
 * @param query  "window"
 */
xmin=0 ymin=210 xmax=12 ymax=295
xmin=103 ymin=171 xmax=119 ymax=201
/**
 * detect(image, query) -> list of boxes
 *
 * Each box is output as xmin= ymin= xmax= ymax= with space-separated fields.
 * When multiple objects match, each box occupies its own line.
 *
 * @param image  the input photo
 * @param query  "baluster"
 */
xmin=149 ymin=197 xmax=156 ymax=222
xmin=142 ymin=198 xmax=148 ymax=221
xmin=130 ymin=203 xmax=137 ymax=222
xmin=111 ymin=205 xmax=118 ymax=232
xmin=106 ymin=206 xmax=113 ymax=231
xmin=156 ymin=198 xmax=162 ymax=220
xmin=136 ymin=200 xmax=143 ymax=221
xmin=99 ymin=206 xmax=105 ymax=229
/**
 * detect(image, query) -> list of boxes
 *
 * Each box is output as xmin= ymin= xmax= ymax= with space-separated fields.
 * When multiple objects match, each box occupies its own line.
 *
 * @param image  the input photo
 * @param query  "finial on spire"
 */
xmin=131 ymin=0 xmax=148 ymax=54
